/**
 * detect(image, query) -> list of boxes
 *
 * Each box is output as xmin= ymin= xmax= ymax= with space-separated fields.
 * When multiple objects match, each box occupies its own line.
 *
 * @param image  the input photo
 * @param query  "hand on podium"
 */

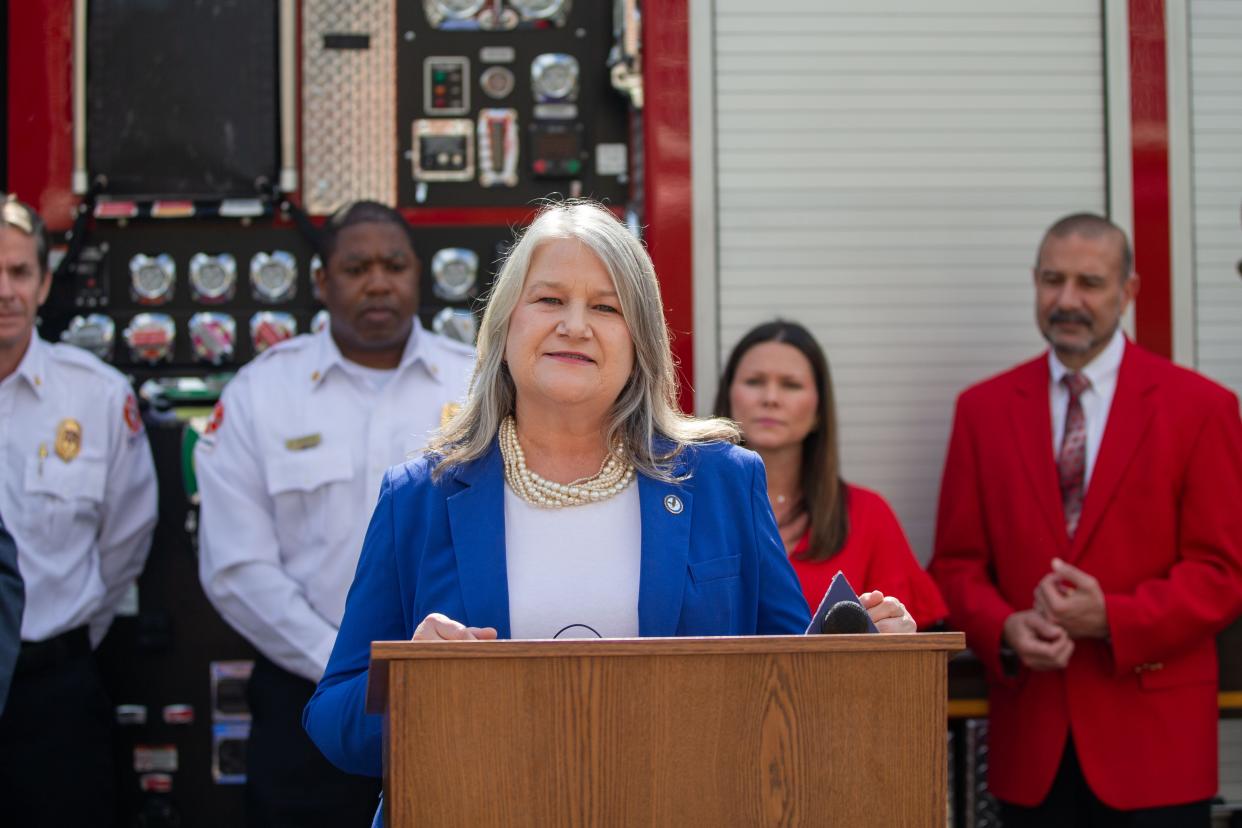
xmin=412 ymin=613 xmax=498 ymax=641
xmin=859 ymin=590 xmax=916 ymax=633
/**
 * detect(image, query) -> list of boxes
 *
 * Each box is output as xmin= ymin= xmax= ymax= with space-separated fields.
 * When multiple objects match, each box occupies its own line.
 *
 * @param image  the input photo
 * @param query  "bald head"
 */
xmin=1037 ymin=213 xmax=1132 ymax=282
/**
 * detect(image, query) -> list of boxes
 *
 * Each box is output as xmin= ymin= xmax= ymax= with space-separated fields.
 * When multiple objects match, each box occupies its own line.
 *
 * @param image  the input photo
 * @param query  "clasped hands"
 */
xmin=1003 ymin=557 xmax=1109 ymax=672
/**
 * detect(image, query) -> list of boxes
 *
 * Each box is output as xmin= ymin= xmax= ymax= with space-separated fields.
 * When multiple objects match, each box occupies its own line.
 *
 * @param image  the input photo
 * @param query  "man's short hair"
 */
xmin=1 ymin=195 xmax=50 ymax=274
xmin=318 ymin=201 xmax=419 ymax=265
xmin=1038 ymin=212 xmax=1133 ymax=279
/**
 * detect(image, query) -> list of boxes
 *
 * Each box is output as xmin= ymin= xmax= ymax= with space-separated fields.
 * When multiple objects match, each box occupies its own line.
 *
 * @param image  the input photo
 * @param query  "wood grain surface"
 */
xmin=374 ymin=634 xmax=961 ymax=826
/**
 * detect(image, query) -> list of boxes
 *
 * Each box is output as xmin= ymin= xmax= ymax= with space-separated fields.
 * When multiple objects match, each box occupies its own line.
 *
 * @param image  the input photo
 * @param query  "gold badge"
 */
xmin=55 ymin=419 xmax=83 ymax=462
xmin=284 ymin=433 xmax=322 ymax=452
xmin=440 ymin=402 xmax=461 ymax=429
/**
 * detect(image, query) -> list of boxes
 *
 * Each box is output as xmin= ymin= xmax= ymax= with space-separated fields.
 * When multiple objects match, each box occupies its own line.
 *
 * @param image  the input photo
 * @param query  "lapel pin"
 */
xmin=663 ymin=494 xmax=683 ymax=515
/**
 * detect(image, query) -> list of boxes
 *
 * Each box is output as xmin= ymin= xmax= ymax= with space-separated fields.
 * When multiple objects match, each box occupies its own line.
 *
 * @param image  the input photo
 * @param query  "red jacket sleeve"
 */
xmin=1105 ymin=391 xmax=1242 ymax=673
xmin=929 ymin=396 xmax=1018 ymax=683
xmin=853 ymin=488 xmax=947 ymax=630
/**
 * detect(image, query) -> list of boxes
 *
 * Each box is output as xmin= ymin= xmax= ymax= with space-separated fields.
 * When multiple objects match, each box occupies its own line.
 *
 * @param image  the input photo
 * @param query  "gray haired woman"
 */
xmin=303 ymin=200 xmax=912 ymax=783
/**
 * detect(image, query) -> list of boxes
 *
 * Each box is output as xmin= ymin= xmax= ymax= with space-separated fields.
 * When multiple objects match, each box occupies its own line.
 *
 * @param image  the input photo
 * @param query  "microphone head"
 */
xmin=821 ymin=600 xmax=870 ymax=634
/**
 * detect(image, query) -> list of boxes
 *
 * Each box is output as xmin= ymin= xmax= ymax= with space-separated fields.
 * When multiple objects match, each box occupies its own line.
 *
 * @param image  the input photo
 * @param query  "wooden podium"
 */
xmin=368 ymin=633 xmax=964 ymax=827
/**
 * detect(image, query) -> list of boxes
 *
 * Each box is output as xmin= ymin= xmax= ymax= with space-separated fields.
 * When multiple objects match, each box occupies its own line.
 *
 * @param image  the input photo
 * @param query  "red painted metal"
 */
xmin=1128 ymin=0 xmax=1172 ymax=358
xmin=8 ymin=0 xmax=77 ymax=230
xmin=641 ymin=0 xmax=695 ymax=411
xmin=397 ymin=206 xmax=620 ymax=228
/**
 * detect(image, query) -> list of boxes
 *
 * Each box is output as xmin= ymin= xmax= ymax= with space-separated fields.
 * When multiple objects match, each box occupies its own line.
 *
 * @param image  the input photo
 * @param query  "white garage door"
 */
xmin=695 ymin=0 xmax=1112 ymax=562
xmin=1189 ymin=0 xmax=1242 ymax=398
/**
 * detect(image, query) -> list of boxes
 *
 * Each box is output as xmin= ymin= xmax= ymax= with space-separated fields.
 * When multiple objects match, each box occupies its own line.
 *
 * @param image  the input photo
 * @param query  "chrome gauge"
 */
xmin=249 ymin=311 xmax=298 ymax=354
xmin=510 ymin=0 xmax=570 ymax=21
xmin=124 ymin=313 xmax=177 ymax=364
xmin=188 ymin=312 xmax=237 ymax=365
xmin=250 ymin=251 xmax=299 ymax=303
xmin=424 ymin=0 xmax=487 ymax=26
xmin=60 ymin=314 xmax=116 ymax=361
xmin=189 ymin=253 xmax=237 ymax=303
xmin=531 ymin=53 xmax=579 ymax=102
xmin=129 ymin=254 xmax=176 ymax=305
xmin=311 ymin=309 xmax=331 ymax=335
xmin=432 ymin=307 xmax=478 ymax=345
xmin=431 ymin=248 xmax=480 ymax=301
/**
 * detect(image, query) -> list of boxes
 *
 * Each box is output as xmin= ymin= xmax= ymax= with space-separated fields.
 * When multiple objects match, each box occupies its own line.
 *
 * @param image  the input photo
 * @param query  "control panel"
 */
xmin=394 ymin=0 xmax=629 ymax=207
xmin=49 ymin=219 xmax=513 ymax=383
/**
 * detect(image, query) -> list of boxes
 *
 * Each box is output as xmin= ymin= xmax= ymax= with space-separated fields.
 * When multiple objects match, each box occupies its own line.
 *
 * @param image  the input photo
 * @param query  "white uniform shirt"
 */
xmin=1048 ymin=327 xmax=1125 ymax=491
xmin=0 ymin=333 xmax=158 ymax=644
xmin=194 ymin=322 xmax=474 ymax=682
xmin=504 ymin=482 xmax=642 ymax=640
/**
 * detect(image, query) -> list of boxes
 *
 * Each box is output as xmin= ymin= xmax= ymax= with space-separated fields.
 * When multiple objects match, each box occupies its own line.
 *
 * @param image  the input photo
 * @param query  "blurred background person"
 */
xmin=715 ymin=320 xmax=946 ymax=629
xmin=304 ymin=201 xmax=918 ymax=790
xmin=195 ymin=201 xmax=474 ymax=828
xmin=0 ymin=194 xmax=158 ymax=826
xmin=930 ymin=213 xmax=1242 ymax=825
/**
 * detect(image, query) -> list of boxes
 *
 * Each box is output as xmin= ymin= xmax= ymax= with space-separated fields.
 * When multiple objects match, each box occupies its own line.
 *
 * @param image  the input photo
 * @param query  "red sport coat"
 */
xmin=930 ymin=340 xmax=1242 ymax=810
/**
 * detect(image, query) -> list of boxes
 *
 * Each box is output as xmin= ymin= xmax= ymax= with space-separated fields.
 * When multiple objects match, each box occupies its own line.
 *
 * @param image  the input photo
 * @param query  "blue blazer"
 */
xmin=304 ymin=439 xmax=810 ymax=777
xmin=0 ymin=513 xmax=23 ymax=716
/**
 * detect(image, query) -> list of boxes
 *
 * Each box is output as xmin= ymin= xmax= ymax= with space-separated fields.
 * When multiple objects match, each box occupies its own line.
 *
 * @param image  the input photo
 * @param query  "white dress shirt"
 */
xmin=1048 ymin=327 xmax=1126 ymax=491
xmin=0 ymin=333 xmax=158 ymax=644
xmin=504 ymin=482 xmax=641 ymax=640
xmin=195 ymin=322 xmax=474 ymax=682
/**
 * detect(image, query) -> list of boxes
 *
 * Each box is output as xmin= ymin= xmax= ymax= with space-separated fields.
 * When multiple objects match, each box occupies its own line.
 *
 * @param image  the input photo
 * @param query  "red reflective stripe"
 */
xmin=1129 ymin=0 xmax=1172 ymax=358
xmin=643 ymin=0 xmax=694 ymax=412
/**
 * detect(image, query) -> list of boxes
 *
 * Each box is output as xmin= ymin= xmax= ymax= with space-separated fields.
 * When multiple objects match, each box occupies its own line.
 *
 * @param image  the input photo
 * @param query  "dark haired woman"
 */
xmin=715 ymin=320 xmax=947 ymax=629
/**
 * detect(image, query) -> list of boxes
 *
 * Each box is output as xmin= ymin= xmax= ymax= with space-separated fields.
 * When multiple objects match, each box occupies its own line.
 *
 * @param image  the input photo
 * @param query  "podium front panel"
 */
xmin=373 ymin=635 xmax=960 ymax=827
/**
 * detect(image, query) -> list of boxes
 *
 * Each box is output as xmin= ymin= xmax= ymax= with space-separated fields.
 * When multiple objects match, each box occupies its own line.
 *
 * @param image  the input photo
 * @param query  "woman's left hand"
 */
xmin=859 ymin=590 xmax=917 ymax=633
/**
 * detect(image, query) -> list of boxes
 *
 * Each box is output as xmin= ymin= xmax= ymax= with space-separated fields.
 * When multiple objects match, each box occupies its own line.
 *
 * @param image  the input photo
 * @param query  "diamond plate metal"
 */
xmin=302 ymin=0 xmax=396 ymax=214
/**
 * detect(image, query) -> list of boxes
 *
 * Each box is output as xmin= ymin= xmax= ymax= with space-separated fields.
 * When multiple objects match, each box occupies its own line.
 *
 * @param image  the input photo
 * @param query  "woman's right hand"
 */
xmin=411 ymin=612 xmax=498 ymax=641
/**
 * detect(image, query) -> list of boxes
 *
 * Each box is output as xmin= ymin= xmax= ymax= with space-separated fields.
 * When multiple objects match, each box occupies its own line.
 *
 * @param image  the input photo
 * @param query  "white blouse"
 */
xmin=503 ymin=481 xmax=642 ymax=640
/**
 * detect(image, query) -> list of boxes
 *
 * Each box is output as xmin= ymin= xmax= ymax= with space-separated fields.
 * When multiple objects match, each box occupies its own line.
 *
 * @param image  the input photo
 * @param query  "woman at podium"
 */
xmin=303 ymin=200 xmax=916 ymax=778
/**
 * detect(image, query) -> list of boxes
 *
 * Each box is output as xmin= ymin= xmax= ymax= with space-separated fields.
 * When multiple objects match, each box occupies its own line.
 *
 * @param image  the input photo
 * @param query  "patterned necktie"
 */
xmin=1058 ymin=372 xmax=1091 ymax=537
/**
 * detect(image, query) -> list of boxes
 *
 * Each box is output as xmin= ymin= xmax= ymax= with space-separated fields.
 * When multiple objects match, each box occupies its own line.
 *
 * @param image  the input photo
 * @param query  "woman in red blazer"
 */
xmin=715 ymin=320 xmax=946 ymax=630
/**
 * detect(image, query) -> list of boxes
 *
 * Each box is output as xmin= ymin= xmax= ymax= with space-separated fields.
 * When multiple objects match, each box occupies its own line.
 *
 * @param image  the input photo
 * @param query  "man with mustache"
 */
xmin=195 ymin=201 xmax=474 ymax=828
xmin=931 ymin=213 xmax=1242 ymax=826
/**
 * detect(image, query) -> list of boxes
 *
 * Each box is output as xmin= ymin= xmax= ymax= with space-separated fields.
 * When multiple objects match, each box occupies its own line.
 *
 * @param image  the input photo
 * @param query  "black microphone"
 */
xmin=821 ymin=600 xmax=871 ymax=634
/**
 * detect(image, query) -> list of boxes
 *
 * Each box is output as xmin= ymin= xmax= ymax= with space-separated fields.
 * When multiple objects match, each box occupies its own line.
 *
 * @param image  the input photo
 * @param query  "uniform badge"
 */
xmin=204 ymin=401 xmax=225 ymax=436
xmin=284 ymin=433 xmax=322 ymax=451
xmin=123 ymin=393 xmax=144 ymax=436
xmin=440 ymin=402 xmax=462 ymax=429
xmin=55 ymin=418 xmax=83 ymax=462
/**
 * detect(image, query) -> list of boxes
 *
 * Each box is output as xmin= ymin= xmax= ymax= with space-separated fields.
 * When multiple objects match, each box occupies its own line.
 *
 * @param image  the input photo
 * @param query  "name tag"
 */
xmin=284 ymin=433 xmax=322 ymax=452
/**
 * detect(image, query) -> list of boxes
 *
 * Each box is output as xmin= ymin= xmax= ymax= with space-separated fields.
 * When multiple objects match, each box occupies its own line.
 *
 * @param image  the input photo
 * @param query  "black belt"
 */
xmin=15 ymin=626 xmax=90 ymax=676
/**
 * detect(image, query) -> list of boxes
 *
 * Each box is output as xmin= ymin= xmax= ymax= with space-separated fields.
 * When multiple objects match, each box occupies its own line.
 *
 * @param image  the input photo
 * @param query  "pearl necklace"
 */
xmin=499 ymin=416 xmax=635 ymax=508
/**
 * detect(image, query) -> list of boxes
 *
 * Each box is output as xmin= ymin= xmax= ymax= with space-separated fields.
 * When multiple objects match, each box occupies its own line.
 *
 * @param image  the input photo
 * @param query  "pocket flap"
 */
xmin=25 ymin=455 xmax=107 ymax=502
xmin=264 ymin=445 xmax=354 ymax=496
xmin=689 ymin=554 xmax=742 ymax=584
xmin=1137 ymin=645 xmax=1216 ymax=691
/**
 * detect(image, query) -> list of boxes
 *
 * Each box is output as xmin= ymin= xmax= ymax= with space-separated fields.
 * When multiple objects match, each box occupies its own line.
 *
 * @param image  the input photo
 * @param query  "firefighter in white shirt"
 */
xmin=0 ymin=194 xmax=158 ymax=826
xmin=194 ymin=201 xmax=474 ymax=828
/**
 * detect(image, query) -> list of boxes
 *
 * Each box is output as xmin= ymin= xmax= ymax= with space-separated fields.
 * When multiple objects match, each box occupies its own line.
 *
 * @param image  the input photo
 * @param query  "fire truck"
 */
xmin=5 ymin=1 xmax=1240 ymax=825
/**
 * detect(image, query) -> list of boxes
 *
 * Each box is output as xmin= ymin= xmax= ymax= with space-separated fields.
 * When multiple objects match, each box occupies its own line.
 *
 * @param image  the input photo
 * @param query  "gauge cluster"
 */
xmin=53 ymin=221 xmax=512 ymax=381
xmin=393 ymin=0 xmax=629 ymax=208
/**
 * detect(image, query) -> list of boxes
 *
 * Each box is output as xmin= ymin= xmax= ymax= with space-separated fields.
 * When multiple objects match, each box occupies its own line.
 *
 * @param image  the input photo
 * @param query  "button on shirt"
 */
xmin=0 ymin=333 xmax=158 ymax=644
xmin=1048 ymin=327 xmax=1125 ymax=491
xmin=195 ymin=322 xmax=474 ymax=682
